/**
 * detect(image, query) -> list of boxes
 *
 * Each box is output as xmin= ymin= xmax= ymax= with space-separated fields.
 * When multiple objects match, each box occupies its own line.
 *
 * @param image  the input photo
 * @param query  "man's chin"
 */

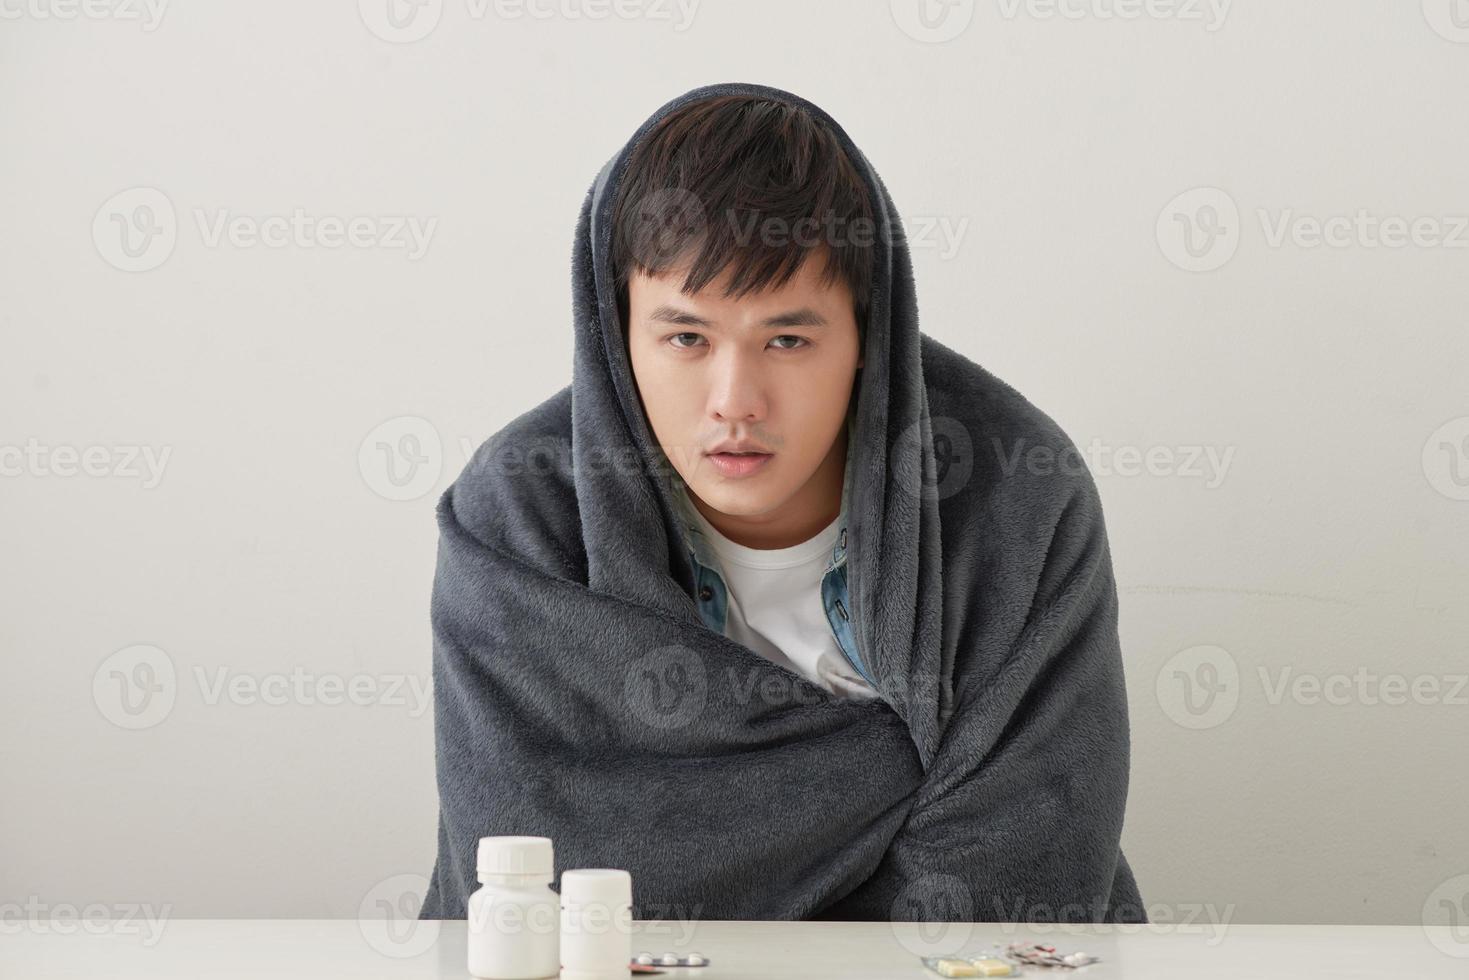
xmin=686 ymin=481 xmax=781 ymax=520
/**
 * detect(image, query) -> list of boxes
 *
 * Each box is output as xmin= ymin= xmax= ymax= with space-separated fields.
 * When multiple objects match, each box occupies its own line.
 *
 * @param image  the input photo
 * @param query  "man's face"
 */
xmin=626 ymin=250 xmax=864 ymax=548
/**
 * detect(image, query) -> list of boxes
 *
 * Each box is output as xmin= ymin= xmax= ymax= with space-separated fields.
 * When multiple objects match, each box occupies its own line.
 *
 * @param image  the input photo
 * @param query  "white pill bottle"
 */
xmin=559 ymin=869 xmax=633 ymax=980
xmin=467 ymin=836 xmax=561 ymax=980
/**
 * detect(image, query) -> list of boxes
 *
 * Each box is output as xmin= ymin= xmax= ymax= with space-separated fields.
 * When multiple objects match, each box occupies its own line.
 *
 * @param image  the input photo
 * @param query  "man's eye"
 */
xmin=665 ymin=334 xmax=808 ymax=351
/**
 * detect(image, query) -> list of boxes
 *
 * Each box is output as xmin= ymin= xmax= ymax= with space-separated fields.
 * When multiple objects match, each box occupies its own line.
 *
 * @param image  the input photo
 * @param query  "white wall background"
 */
xmin=3 ymin=0 xmax=1466 ymax=930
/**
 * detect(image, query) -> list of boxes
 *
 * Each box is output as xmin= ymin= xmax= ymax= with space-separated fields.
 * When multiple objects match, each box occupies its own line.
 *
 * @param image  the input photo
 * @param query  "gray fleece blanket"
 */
xmin=418 ymin=81 xmax=1145 ymax=924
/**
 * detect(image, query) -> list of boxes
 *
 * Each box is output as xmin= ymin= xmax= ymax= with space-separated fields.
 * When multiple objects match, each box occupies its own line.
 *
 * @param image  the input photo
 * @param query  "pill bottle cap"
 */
xmin=560 ymin=868 xmax=632 ymax=907
xmin=476 ymin=836 xmax=554 ymax=878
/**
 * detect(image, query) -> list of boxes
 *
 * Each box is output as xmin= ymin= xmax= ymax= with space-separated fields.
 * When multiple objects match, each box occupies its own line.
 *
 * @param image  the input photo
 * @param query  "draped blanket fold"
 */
xmin=418 ymin=81 xmax=1146 ymax=924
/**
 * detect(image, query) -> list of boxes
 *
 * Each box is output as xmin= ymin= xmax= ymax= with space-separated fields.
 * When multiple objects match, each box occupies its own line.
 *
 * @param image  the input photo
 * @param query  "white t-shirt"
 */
xmin=689 ymin=507 xmax=880 ymax=700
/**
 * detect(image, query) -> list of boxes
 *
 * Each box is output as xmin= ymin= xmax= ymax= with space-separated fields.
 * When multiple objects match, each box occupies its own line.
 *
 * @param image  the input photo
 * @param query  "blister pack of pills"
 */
xmin=633 ymin=950 xmax=711 ymax=968
xmin=1003 ymin=942 xmax=1100 ymax=968
xmin=921 ymin=955 xmax=1020 ymax=977
xmin=921 ymin=941 xmax=1102 ymax=975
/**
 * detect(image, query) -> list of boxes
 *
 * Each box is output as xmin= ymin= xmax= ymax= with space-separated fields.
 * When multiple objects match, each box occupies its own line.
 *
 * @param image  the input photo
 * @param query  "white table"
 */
xmin=3 ymin=918 xmax=1464 ymax=978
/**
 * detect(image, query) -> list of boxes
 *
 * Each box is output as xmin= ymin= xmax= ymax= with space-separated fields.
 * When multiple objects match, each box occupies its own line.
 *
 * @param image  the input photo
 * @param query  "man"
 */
xmin=419 ymin=82 xmax=1146 ymax=925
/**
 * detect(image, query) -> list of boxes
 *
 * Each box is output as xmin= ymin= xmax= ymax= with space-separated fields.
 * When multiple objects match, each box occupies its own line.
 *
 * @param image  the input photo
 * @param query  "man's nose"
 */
xmin=707 ymin=349 xmax=767 ymax=422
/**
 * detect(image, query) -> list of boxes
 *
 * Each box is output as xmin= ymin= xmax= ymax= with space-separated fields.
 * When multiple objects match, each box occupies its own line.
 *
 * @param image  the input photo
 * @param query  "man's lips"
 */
xmin=705 ymin=450 xmax=773 ymax=478
xmin=704 ymin=445 xmax=773 ymax=460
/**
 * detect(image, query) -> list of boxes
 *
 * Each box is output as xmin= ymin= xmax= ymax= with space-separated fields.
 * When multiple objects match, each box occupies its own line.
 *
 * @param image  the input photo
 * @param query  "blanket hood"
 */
xmin=572 ymin=81 xmax=950 ymax=763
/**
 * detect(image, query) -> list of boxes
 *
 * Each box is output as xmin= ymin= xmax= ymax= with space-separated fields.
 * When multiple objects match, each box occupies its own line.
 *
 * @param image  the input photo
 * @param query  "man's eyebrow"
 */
xmin=646 ymin=305 xmax=828 ymax=329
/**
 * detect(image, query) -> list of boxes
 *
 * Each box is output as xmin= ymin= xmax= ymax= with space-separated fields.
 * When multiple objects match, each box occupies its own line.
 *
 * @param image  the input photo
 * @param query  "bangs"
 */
xmin=611 ymin=94 xmax=874 ymax=334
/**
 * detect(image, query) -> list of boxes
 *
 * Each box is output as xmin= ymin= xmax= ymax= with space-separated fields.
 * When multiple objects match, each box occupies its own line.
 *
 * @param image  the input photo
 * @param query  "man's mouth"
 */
xmin=705 ymin=451 xmax=774 ymax=478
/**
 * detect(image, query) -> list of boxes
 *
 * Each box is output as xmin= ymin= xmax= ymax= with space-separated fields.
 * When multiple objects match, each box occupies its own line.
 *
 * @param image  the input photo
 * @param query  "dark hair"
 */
xmin=610 ymin=94 xmax=875 ymax=340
